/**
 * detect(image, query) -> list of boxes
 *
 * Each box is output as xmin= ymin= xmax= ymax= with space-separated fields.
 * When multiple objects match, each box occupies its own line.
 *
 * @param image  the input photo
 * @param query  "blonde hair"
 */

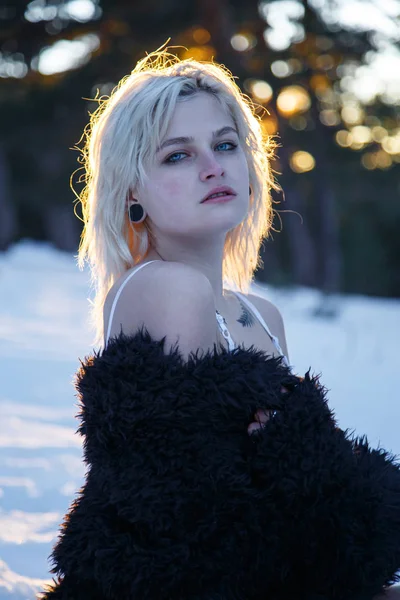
xmin=75 ymin=45 xmax=281 ymax=349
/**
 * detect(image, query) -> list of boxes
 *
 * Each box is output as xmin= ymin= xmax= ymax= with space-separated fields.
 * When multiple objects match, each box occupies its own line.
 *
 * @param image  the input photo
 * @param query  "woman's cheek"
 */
xmin=151 ymin=177 xmax=184 ymax=200
xmin=163 ymin=180 xmax=185 ymax=197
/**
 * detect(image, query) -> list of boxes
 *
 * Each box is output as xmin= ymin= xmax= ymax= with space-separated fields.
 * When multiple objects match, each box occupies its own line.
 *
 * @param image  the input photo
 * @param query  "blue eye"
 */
xmin=164 ymin=142 xmax=238 ymax=164
xmin=216 ymin=142 xmax=237 ymax=151
xmin=165 ymin=152 xmax=187 ymax=164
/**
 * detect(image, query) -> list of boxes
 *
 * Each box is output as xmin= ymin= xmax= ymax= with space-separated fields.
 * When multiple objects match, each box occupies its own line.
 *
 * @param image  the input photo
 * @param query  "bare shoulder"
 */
xmin=104 ymin=261 xmax=219 ymax=361
xmin=373 ymin=586 xmax=400 ymax=599
xmin=246 ymin=292 xmax=289 ymax=360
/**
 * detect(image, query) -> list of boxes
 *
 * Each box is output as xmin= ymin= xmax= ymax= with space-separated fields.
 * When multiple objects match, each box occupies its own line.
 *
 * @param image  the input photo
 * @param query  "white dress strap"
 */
xmin=233 ymin=292 xmax=290 ymax=367
xmin=104 ymin=260 xmax=161 ymax=347
xmin=215 ymin=309 xmax=236 ymax=352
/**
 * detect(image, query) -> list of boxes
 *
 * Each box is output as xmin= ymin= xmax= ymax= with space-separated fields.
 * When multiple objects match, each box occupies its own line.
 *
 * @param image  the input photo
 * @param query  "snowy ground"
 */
xmin=0 ymin=239 xmax=399 ymax=599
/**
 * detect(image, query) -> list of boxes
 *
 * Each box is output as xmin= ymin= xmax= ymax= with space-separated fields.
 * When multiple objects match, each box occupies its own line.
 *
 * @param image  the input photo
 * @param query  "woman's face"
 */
xmin=138 ymin=92 xmax=250 ymax=240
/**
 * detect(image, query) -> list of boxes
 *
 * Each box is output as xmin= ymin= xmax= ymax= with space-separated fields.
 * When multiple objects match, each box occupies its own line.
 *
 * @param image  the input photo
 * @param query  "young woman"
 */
xmin=39 ymin=49 xmax=400 ymax=600
xmin=79 ymin=48 xmax=290 ymax=434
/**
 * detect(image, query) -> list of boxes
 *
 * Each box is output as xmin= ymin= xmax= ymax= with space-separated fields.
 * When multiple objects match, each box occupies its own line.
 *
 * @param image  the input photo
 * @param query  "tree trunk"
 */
xmin=43 ymin=203 xmax=80 ymax=253
xmin=0 ymin=145 xmax=17 ymax=251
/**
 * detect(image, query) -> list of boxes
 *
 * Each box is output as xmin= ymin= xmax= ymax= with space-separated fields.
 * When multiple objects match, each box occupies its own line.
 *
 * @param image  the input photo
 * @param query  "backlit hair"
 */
xmin=75 ymin=45 xmax=281 ymax=349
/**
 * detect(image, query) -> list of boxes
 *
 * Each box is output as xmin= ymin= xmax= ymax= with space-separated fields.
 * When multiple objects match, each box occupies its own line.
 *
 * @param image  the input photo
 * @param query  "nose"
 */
xmin=199 ymin=154 xmax=225 ymax=181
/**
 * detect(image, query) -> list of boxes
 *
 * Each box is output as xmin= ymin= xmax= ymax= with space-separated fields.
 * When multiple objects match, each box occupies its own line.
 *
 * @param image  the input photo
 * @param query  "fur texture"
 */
xmin=38 ymin=327 xmax=400 ymax=600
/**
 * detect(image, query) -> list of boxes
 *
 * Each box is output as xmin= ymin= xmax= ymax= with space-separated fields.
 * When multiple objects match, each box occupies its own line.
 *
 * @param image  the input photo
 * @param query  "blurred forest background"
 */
xmin=0 ymin=0 xmax=399 ymax=299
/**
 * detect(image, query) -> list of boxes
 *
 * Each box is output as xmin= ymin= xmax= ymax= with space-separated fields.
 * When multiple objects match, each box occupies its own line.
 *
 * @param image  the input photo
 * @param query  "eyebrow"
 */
xmin=156 ymin=126 xmax=239 ymax=153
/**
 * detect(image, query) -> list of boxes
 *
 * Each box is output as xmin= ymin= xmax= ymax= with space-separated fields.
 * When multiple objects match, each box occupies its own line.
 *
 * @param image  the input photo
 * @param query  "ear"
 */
xmin=126 ymin=189 xmax=134 ymax=208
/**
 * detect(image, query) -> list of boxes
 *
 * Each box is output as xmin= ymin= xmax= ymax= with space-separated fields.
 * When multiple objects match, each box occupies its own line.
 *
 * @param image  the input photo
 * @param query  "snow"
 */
xmin=0 ymin=239 xmax=399 ymax=597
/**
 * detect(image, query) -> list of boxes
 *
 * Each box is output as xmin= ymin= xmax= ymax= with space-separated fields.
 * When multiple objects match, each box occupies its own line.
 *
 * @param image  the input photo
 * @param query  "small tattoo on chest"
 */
xmin=237 ymin=300 xmax=255 ymax=328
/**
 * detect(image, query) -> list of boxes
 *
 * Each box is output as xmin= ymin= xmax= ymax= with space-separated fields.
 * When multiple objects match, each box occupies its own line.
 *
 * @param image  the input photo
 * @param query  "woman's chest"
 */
xmin=216 ymin=322 xmax=281 ymax=358
xmin=215 ymin=294 xmax=283 ymax=359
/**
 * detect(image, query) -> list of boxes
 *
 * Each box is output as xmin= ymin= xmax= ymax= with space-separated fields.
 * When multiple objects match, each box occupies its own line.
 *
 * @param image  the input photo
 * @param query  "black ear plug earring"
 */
xmin=249 ymin=186 xmax=251 ymax=195
xmin=129 ymin=201 xmax=146 ymax=223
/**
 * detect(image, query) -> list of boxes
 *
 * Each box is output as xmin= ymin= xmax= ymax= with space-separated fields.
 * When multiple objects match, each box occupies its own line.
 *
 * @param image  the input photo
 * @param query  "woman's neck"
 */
xmin=144 ymin=248 xmax=232 ymax=316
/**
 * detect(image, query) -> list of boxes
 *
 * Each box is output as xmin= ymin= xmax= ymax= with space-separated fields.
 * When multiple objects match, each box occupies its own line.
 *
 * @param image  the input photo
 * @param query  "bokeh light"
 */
xmin=381 ymin=134 xmax=400 ymax=154
xmin=361 ymin=152 xmax=377 ymax=170
xmin=25 ymin=0 xmax=99 ymax=23
xmin=33 ymin=34 xmax=100 ymax=75
xmin=319 ymin=110 xmax=341 ymax=126
xmin=250 ymin=80 xmax=273 ymax=103
xmin=192 ymin=27 xmax=211 ymax=45
xmin=271 ymin=60 xmax=291 ymax=78
xmin=335 ymin=130 xmax=353 ymax=148
xmin=289 ymin=115 xmax=308 ymax=130
xmin=260 ymin=114 xmax=279 ymax=136
xmin=315 ymin=54 xmax=335 ymax=70
xmin=371 ymin=126 xmax=389 ymax=142
xmin=277 ymin=85 xmax=311 ymax=116
xmin=350 ymin=126 xmax=373 ymax=144
xmin=309 ymin=73 xmax=331 ymax=93
xmin=290 ymin=150 xmax=316 ymax=173
xmin=230 ymin=33 xmax=256 ymax=52
xmin=341 ymin=104 xmax=364 ymax=125
xmin=180 ymin=46 xmax=215 ymax=62
xmin=375 ymin=149 xmax=393 ymax=169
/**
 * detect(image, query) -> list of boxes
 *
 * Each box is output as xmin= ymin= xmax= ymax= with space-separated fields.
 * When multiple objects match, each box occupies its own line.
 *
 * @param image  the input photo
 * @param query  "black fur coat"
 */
xmin=38 ymin=327 xmax=400 ymax=600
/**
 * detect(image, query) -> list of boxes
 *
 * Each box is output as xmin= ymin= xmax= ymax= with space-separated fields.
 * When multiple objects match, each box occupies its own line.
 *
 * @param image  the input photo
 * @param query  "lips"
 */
xmin=201 ymin=186 xmax=237 ymax=203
